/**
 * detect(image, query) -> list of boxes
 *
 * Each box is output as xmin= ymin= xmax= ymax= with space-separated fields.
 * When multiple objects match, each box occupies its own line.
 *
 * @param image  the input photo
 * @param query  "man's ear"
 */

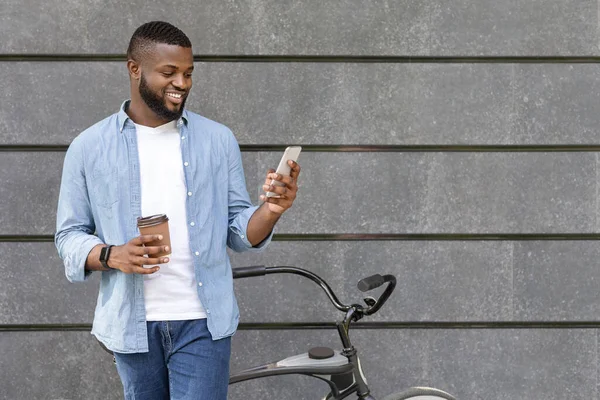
xmin=127 ymin=59 xmax=141 ymax=80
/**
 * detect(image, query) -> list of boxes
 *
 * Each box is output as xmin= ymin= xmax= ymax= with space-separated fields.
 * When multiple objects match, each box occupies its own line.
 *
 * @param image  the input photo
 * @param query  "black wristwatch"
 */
xmin=99 ymin=245 xmax=114 ymax=269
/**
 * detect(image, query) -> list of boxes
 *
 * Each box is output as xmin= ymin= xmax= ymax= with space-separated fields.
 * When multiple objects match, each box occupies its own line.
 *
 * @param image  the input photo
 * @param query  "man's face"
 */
xmin=137 ymin=43 xmax=194 ymax=121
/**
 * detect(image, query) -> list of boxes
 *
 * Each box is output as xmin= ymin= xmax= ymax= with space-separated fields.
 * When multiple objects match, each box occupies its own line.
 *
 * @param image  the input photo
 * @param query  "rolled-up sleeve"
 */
xmin=226 ymin=130 xmax=273 ymax=252
xmin=55 ymin=139 xmax=103 ymax=282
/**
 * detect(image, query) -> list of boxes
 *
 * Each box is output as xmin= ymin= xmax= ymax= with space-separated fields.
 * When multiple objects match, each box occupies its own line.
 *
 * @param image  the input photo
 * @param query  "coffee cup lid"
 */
xmin=137 ymin=214 xmax=169 ymax=228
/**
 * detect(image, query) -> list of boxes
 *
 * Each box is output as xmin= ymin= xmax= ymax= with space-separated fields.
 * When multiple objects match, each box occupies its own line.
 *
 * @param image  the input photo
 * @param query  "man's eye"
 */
xmin=185 ymin=73 xmax=193 ymax=78
xmin=161 ymin=72 xmax=173 ymax=77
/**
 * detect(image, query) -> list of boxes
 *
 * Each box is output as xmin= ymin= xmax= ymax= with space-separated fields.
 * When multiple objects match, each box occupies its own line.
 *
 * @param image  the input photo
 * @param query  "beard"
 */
xmin=139 ymin=73 xmax=187 ymax=121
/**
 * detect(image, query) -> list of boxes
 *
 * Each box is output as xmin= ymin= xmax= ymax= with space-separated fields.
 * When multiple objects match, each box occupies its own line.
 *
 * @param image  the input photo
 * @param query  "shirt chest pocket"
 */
xmin=90 ymin=167 xmax=119 ymax=208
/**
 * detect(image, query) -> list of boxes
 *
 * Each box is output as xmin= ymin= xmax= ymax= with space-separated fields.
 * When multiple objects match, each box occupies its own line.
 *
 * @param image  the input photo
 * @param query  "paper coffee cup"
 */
xmin=136 ymin=214 xmax=172 ymax=257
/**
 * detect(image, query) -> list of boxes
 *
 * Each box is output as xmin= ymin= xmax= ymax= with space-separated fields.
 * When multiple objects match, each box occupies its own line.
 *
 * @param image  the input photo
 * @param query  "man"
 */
xmin=55 ymin=21 xmax=300 ymax=400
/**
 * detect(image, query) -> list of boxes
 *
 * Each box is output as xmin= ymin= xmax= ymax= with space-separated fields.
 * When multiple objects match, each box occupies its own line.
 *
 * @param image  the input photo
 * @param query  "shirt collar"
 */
xmin=117 ymin=100 xmax=189 ymax=133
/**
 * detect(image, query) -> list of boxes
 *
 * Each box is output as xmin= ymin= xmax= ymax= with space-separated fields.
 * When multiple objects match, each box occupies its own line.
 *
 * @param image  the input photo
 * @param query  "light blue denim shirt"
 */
xmin=55 ymin=101 xmax=272 ymax=353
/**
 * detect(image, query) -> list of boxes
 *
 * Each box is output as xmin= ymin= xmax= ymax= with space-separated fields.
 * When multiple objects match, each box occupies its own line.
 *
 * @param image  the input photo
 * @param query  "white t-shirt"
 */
xmin=135 ymin=120 xmax=206 ymax=321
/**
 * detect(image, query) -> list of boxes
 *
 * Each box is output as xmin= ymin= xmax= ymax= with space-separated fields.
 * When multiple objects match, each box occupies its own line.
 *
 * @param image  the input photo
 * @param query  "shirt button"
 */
xmin=187 ymin=192 xmax=192 ymax=196
xmin=241 ymin=235 xmax=245 ymax=239
xmin=198 ymin=282 xmax=203 ymax=287
xmin=181 ymin=136 xmax=186 ymax=140
xmin=184 ymin=162 xmax=189 ymax=166
xmin=206 ymin=309 xmax=211 ymax=314
xmin=195 ymin=251 xmax=200 ymax=256
xmin=190 ymin=222 xmax=195 ymax=226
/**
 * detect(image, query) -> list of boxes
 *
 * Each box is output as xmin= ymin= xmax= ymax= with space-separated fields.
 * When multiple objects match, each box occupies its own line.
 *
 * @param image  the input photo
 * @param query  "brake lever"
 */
xmin=363 ymin=296 xmax=377 ymax=307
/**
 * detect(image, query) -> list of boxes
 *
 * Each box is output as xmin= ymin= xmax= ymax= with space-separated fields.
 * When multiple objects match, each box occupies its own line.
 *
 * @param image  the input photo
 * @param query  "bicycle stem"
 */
xmin=335 ymin=308 xmax=374 ymax=399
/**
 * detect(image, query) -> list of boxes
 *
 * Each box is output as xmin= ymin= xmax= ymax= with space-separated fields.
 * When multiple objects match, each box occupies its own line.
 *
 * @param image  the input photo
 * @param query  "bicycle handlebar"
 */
xmin=232 ymin=265 xmax=396 ymax=317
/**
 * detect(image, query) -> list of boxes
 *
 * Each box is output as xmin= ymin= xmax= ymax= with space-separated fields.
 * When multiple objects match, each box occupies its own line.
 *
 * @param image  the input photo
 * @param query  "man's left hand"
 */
xmin=259 ymin=160 xmax=301 ymax=215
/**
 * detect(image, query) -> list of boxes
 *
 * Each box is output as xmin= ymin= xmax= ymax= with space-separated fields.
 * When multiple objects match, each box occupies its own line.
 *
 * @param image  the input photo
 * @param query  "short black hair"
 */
xmin=127 ymin=21 xmax=192 ymax=62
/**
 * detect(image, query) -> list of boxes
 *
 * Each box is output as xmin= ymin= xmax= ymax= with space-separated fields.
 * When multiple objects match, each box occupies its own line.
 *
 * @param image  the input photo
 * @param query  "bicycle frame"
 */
xmin=229 ymin=266 xmax=396 ymax=400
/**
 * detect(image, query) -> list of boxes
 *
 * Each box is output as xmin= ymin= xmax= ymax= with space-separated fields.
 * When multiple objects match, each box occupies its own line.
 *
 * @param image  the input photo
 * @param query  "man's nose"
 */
xmin=172 ymin=74 xmax=187 ymax=90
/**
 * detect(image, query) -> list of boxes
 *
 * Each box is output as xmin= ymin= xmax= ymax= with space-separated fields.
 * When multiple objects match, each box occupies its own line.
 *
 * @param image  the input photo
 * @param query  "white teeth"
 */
xmin=167 ymin=93 xmax=182 ymax=99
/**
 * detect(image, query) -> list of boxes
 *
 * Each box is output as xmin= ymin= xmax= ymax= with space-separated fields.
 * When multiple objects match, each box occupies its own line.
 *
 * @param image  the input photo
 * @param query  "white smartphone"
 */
xmin=266 ymin=146 xmax=302 ymax=198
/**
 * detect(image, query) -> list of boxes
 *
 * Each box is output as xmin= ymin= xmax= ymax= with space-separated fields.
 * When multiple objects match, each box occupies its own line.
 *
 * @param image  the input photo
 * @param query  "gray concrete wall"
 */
xmin=1 ymin=2 xmax=599 ymax=399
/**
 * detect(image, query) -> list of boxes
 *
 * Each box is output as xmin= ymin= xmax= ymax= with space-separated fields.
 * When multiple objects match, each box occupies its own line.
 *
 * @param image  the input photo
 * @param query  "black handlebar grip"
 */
xmin=232 ymin=265 xmax=267 ymax=279
xmin=357 ymin=274 xmax=385 ymax=292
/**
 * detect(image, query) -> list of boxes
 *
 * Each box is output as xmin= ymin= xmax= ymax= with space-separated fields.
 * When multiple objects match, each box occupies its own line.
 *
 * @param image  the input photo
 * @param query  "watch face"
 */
xmin=100 ymin=247 xmax=108 ymax=261
xmin=100 ymin=246 xmax=112 ymax=268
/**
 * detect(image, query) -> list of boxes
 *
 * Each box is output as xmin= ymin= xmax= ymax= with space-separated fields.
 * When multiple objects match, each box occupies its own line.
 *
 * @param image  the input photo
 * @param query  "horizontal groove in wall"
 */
xmin=3 ymin=234 xmax=600 ymax=242
xmin=3 ymin=145 xmax=600 ymax=153
xmin=0 ymin=145 xmax=69 ymax=152
xmin=3 ymin=321 xmax=600 ymax=332
xmin=273 ymin=233 xmax=600 ymax=241
xmin=2 ymin=55 xmax=600 ymax=63
xmin=1 ymin=235 xmax=54 ymax=242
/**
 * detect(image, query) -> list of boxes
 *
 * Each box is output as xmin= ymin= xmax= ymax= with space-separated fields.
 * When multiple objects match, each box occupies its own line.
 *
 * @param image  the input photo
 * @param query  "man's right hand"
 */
xmin=107 ymin=235 xmax=170 ymax=274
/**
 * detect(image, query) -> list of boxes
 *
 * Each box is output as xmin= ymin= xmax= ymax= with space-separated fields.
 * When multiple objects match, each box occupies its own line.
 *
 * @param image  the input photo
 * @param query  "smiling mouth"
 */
xmin=165 ymin=92 xmax=185 ymax=105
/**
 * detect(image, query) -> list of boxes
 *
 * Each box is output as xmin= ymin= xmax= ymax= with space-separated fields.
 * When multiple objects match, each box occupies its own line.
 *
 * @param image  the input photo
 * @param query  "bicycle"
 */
xmin=229 ymin=265 xmax=456 ymax=400
xmin=99 ymin=265 xmax=456 ymax=399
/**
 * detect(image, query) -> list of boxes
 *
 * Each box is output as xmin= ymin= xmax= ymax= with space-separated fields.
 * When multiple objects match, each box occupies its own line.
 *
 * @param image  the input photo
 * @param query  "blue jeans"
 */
xmin=114 ymin=319 xmax=231 ymax=400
